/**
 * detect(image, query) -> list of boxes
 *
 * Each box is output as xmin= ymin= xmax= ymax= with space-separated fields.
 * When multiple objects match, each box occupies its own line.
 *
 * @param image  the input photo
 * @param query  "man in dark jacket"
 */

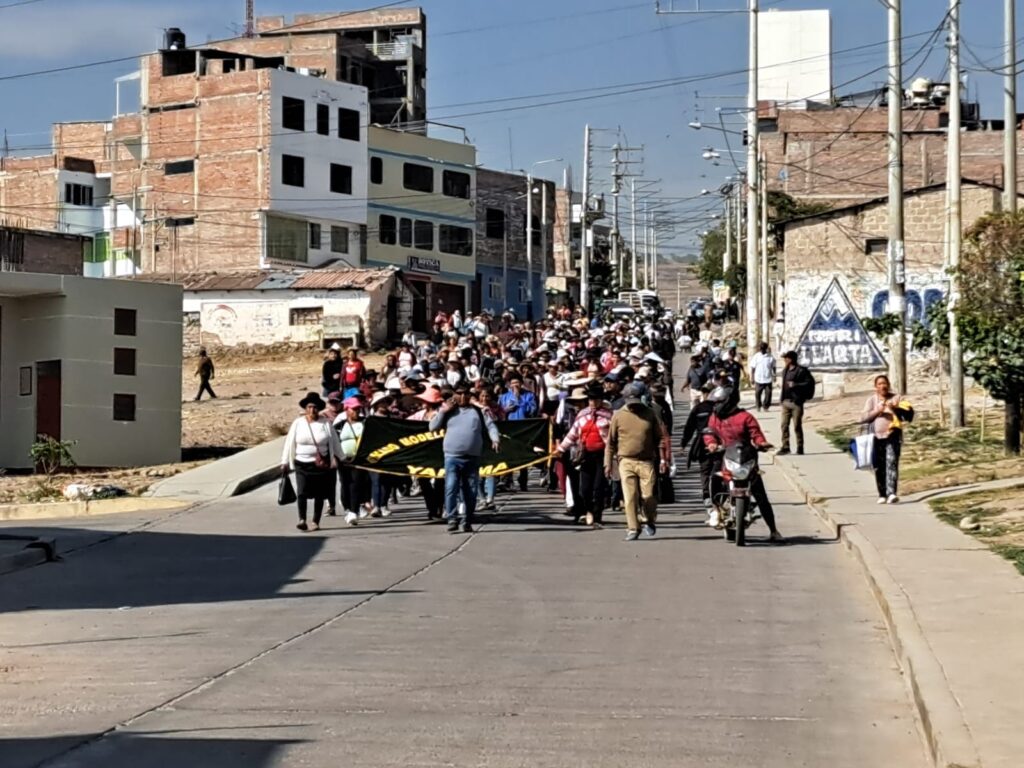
xmin=680 ymin=381 xmax=717 ymax=515
xmin=778 ymin=350 xmax=814 ymax=455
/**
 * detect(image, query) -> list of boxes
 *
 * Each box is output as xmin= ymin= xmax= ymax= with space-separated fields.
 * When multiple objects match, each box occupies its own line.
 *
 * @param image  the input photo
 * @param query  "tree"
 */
xmin=955 ymin=211 xmax=1024 ymax=454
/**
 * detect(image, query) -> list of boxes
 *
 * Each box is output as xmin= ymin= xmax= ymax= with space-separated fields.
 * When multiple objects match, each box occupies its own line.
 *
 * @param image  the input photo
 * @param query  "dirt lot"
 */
xmin=0 ymin=348 xmax=386 ymax=505
xmin=930 ymin=487 xmax=1024 ymax=576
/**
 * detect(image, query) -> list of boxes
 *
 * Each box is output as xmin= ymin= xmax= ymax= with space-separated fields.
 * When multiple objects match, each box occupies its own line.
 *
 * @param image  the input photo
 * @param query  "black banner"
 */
xmin=351 ymin=416 xmax=552 ymax=478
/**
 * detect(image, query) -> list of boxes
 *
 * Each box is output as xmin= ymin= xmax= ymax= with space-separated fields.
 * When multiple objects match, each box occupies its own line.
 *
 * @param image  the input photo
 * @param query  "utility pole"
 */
xmin=724 ymin=194 xmax=732 ymax=273
xmin=888 ymin=0 xmax=907 ymax=394
xmin=643 ymin=202 xmax=650 ymax=289
xmin=630 ymin=179 xmax=638 ymax=290
xmin=611 ymin=144 xmax=621 ymax=291
xmin=540 ymin=180 xmax=548 ymax=317
xmin=745 ymin=0 xmax=760 ymax=357
xmin=580 ymin=124 xmax=592 ymax=312
xmin=1005 ymin=0 xmax=1018 ymax=213
xmin=947 ymin=0 xmax=964 ymax=427
xmin=502 ymin=203 xmax=509 ymax=311
xmin=244 ymin=0 xmax=255 ymax=38
xmin=760 ymin=151 xmax=769 ymax=341
xmin=526 ymin=171 xmax=534 ymax=321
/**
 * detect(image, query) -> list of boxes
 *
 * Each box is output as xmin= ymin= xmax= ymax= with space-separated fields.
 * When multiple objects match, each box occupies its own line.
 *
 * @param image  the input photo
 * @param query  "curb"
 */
xmin=773 ymin=459 xmax=981 ymax=768
xmin=0 ymin=496 xmax=190 ymax=522
xmin=0 ymin=536 xmax=57 ymax=576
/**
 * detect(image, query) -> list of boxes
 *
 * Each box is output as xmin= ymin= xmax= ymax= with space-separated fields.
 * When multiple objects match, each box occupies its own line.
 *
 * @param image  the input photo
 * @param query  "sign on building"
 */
xmin=795 ymin=278 xmax=885 ymax=371
xmin=407 ymin=255 xmax=441 ymax=274
xmin=712 ymin=280 xmax=730 ymax=304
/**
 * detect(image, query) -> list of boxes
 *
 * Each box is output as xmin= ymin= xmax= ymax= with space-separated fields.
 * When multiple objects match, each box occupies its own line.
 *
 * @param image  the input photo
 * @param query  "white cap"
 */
xmin=330 ymin=342 xmax=342 ymax=351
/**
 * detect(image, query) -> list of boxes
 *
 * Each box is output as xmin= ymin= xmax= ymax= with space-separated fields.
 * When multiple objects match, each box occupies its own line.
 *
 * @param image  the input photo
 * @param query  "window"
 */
xmin=113 ymin=393 xmax=136 ymax=422
xmin=487 ymin=277 xmax=503 ymax=301
xmin=403 ymin=162 xmax=434 ymax=193
xmin=309 ymin=222 xmax=322 ymax=249
xmin=439 ymin=224 xmax=473 ymax=256
xmin=378 ymin=214 xmax=397 ymax=245
xmin=338 ymin=107 xmax=360 ymax=141
xmin=114 ymin=347 xmax=137 ymax=376
xmin=114 ymin=308 xmax=136 ymax=336
xmin=485 ymin=208 xmax=505 ymax=239
xmin=64 ymin=183 xmax=93 ymax=206
xmin=370 ymin=156 xmax=383 ymax=185
xmin=524 ymin=214 xmax=541 ymax=247
xmin=316 ymin=104 xmax=329 ymax=136
xmin=331 ymin=225 xmax=350 ymax=254
xmin=399 ymin=217 xmax=413 ymax=248
xmin=166 ymin=217 xmax=195 ymax=228
xmin=414 ymin=220 xmax=434 ymax=251
xmin=865 ymin=237 xmax=888 ymax=256
xmin=266 ymin=215 xmax=308 ymax=263
xmin=282 ymin=154 xmax=304 ymax=187
xmin=165 ymin=159 xmax=194 ymax=175
xmin=517 ymin=280 xmax=528 ymax=303
xmin=330 ymin=163 xmax=352 ymax=195
xmin=442 ymin=170 xmax=471 ymax=199
xmin=289 ymin=306 xmax=323 ymax=326
xmin=282 ymin=96 xmax=304 ymax=131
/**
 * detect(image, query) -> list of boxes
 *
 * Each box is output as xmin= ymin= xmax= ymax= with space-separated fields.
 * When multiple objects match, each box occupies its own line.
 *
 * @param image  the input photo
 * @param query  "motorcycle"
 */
xmin=705 ymin=437 xmax=772 ymax=547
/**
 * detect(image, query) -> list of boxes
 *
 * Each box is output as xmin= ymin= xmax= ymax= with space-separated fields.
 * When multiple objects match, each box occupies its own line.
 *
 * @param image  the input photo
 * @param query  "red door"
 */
xmin=35 ymin=360 xmax=61 ymax=440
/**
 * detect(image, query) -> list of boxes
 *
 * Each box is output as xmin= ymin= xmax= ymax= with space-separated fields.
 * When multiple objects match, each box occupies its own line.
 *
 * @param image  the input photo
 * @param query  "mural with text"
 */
xmin=870 ymin=287 xmax=946 ymax=326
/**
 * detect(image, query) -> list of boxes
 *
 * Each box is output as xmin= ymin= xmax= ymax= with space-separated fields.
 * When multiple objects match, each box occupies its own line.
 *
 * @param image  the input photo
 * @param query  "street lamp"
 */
xmin=525 ymin=158 xmax=562 ymax=320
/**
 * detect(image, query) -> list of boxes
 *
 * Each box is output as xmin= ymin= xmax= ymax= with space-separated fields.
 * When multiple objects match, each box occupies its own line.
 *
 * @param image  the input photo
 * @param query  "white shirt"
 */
xmin=751 ymin=352 xmax=777 ymax=385
xmin=281 ymin=416 xmax=340 ymax=468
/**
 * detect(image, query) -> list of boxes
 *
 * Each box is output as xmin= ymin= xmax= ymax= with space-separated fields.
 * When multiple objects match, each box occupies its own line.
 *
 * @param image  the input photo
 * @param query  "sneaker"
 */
xmin=484 ymin=497 xmax=495 ymax=509
xmin=624 ymin=530 xmax=640 ymax=542
xmin=326 ymin=507 xmax=337 ymax=517
xmin=308 ymin=521 xmax=320 ymax=532
xmin=447 ymin=520 xmax=460 ymax=533
xmin=769 ymin=530 xmax=785 ymax=543
xmin=887 ymin=495 xmax=899 ymax=504
xmin=462 ymin=521 xmax=473 ymax=533
xmin=776 ymin=448 xmax=791 ymax=456
xmin=380 ymin=506 xmax=392 ymax=518
xmin=296 ymin=521 xmax=308 ymax=532
xmin=876 ymin=497 xmax=887 ymax=505
xmin=708 ymin=508 xmax=721 ymax=528
xmin=642 ymin=523 xmax=656 ymax=538
xmin=370 ymin=506 xmax=382 ymax=518
xmin=344 ymin=511 xmax=358 ymax=526
xmin=358 ymin=508 xmax=370 ymax=519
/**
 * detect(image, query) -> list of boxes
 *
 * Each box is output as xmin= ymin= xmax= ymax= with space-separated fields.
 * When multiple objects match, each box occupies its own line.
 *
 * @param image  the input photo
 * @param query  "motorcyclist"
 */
xmin=679 ymin=380 xmax=718 ymax=522
xmin=702 ymin=385 xmax=784 ymax=542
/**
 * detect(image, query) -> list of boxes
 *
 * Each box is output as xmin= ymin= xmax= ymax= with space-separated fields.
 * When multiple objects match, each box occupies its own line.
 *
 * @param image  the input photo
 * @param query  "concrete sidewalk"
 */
xmin=147 ymin=437 xmax=285 ymax=501
xmin=756 ymin=400 xmax=1024 ymax=768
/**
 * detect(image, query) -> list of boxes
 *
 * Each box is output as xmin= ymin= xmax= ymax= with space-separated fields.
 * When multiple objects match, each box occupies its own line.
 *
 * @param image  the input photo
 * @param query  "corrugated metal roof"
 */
xmin=177 ymin=267 xmax=398 ymax=293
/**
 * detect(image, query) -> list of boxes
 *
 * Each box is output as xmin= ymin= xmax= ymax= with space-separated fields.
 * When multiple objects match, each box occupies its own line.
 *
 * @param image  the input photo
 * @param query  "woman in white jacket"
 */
xmin=281 ymin=392 xmax=343 ymax=532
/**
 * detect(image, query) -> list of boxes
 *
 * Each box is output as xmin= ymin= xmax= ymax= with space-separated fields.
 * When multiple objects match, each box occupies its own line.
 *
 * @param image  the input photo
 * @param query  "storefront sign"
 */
xmin=796 ymin=278 xmax=886 ymax=371
xmin=407 ymin=256 xmax=441 ymax=274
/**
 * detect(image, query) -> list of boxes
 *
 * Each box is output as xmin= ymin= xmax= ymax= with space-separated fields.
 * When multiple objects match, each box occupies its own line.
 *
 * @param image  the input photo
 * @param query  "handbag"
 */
xmin=658 ymin=472 xmax=676 ymax=504
xmin=307 ymin=421 xmax=330 ymax=469
xmin=851 ymin=431 xmax=874 ymax=470
xmin=278 ymin=473 xmax=297 ymax=506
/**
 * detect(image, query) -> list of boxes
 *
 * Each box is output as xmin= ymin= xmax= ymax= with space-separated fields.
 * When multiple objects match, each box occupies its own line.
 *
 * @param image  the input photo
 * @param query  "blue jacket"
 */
xmin=499 ymin=390 xmax=538 ymax=420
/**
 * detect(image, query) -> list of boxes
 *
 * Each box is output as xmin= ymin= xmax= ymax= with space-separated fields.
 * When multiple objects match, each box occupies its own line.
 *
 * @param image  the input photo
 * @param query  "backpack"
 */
xmin=805 ymin=368 xmax=817 ymax=402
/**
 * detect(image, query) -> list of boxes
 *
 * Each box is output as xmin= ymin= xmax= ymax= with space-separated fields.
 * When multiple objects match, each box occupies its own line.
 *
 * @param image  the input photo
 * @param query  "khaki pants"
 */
xmin=618 ymin=456 xmax=658 ymax=532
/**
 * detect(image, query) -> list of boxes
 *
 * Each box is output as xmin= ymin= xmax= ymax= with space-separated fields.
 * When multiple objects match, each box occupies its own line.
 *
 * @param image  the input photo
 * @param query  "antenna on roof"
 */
xmin=244 ymin=0 xmax=255 ymax=38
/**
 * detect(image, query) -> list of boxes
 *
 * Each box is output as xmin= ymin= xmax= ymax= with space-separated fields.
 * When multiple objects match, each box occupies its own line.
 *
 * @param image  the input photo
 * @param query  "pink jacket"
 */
xmin=559 ymin=406 xmax=613 ymax=453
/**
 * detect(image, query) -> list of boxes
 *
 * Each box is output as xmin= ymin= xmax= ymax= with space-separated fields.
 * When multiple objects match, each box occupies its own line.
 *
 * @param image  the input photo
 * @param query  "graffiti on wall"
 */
xmin=202 ymin=303 xmax=286 ymax=347
xmin=871 ymin=287 xmax=946 ymax=326
xmin=796 ymin=278 xmax=886 ymax=371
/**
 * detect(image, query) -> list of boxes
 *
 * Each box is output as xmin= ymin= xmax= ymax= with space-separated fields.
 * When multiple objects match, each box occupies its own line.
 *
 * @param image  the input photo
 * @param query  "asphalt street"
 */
xmin=0 ymin=398 xmax=927 ymax=768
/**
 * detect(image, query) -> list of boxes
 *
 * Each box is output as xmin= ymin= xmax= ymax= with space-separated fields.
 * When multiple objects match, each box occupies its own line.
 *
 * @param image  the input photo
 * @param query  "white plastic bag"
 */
xmin=851 ymin=433 xmax=874 ymax=470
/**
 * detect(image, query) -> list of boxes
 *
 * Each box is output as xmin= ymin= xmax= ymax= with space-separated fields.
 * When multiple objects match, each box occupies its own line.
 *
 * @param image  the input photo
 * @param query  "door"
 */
xmin=409 ymin=280 xmax=427 ymax=333
xmin=472 ymin=272 xmax=483 ymax=314
xmin=431 ymin=282 xmax=465 ymax=319
xmin=386 ymin=295 xmax=399 ymax=342
xmin=35 ymin=360 xmax=61 ymax=441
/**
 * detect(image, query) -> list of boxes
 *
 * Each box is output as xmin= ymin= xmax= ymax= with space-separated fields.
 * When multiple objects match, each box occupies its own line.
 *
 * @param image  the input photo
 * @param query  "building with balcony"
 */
xmin=366 ymin=126 xmax=476 ymax=330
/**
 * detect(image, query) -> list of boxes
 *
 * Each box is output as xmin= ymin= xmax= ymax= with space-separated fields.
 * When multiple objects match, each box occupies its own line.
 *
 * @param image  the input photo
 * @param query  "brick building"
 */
xmin=761 ymin=99 xmax=1024 ymax=205
xmin=474 ymin=168 xmax=554 ymax=319
xmin=0 ymin=226 xmax=86 ymax=275
xmin=777 ymin=179 xmax=1006 ymax=356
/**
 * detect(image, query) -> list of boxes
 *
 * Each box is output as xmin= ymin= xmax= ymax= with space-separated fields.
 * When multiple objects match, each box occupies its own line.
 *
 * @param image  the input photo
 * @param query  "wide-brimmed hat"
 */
xmin=584 ymin=381 xmax=605 ymax=400
xmin=299 ymin=392 xmax=326 ymax=410
xmin=417 ymin=387 xmax=444 ymax=404
xmin=370 ymin=391 xmax=390 ymax=407
xmin=567 ymin=387 xmax=589 ymax=402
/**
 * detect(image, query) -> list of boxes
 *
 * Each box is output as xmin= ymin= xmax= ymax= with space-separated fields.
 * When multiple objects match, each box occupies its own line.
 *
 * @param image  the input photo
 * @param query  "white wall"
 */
xmin=268 ymin=69 xmax=369 ymax=227
xmin=57 ymin=171 xmax=109 ymax=237
xmin=759 ymin=10 xmax=831 ymax=105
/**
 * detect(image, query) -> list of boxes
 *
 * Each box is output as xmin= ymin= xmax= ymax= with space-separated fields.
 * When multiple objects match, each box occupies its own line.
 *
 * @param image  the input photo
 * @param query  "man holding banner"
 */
xmin=430 ymin=383 xmax=502 ymax=533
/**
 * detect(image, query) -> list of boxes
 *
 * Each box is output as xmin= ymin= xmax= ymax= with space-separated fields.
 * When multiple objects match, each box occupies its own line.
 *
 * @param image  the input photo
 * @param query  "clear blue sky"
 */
xmin=1 ymin=0 xmax=1022 ymax=253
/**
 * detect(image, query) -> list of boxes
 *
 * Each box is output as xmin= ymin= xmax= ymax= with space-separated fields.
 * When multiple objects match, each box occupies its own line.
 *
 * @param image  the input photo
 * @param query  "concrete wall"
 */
xmin=0 ymin=273 xmax=182 ymax=469
xmin=779 ymin=183 xmax=999 ymax=355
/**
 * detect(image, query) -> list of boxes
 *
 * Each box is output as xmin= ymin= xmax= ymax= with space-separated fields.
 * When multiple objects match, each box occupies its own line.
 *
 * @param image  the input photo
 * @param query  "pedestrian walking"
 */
xmin=605 ymin=382 xmax=670 ymax=541
xmin=281 ymin=393 xmax=342 ymax=532
xmin=557 ymin=381 xmax=612 ymax=528
xmin=498 ymin=373 xmax=538 ymax=491
xmin=321 ymin=345 xmax=343 ymax=397
xmin=861 ymin=374 xmax=910 ymax=504
xmin=335 ymin=396 xmax=369 ymax=525
xmin=750 ymin=342 xmax=777 ymax=411
xmin=341 ymin=349 xmax=366 ymax=398
xmin=681 ymin=354 xmax=704 ymax=407
xmin=194 ymin=348 xmax=217 ymax=401
xmin=430 ymin=382 xmax=501 ymax=533
xmin=680 ymin=381 xmax=717 ymax=518
xmin=778 ymin=351 xmax=815 ymax=456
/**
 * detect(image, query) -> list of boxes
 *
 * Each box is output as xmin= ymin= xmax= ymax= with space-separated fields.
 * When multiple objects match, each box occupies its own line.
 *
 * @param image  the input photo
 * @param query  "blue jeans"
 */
xmin=444 ymin=455 xmax=480 ymax=523
xmin=370 ymin=472 xmax=389 ymax=509
xmin=483 ymin=475 xmax=496 ymax=501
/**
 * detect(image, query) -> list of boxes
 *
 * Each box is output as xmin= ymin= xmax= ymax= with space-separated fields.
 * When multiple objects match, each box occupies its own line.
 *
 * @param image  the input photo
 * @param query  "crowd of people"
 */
xmin=280 ymin=304 xmax=679 ymax=538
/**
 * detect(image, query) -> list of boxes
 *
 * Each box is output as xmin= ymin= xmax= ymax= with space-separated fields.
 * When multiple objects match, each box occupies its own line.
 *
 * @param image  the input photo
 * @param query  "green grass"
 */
xmin=992 ymin=545 xmax=1024 ymax=576
xmin=929 ymin=485 xmax=1024 ymax=577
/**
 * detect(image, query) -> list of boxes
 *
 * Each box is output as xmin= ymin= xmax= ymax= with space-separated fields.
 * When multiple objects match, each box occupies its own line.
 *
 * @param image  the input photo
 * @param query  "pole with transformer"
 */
xmin=580 ymin=124 xmax=592 ymax=312
xmin=947 ymin=0 xmax=964 ymax=427
xmin=888 ymin=0 xmax=907 ymax=394
xmin=745 ymin=0 xmax=760 ymax=359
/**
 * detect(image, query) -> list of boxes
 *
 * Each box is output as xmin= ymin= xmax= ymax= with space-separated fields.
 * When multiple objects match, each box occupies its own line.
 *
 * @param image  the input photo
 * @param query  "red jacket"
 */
xmin=704 ymin=409 xmax=768 ymax=450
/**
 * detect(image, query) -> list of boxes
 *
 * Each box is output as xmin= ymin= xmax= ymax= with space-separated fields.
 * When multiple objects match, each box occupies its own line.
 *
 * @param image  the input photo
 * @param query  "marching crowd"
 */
xmin=277 ymin=302 xmax=908 ymax=540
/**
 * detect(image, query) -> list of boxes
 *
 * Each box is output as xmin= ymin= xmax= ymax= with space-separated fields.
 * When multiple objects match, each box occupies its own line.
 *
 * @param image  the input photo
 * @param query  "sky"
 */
xmin=1 ymin=0 xmax=1023 ymax=254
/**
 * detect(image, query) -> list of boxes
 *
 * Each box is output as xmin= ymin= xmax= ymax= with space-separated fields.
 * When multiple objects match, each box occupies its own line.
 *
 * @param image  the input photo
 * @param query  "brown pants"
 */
xmin=618 ymin=456 xmax=658 ymax=532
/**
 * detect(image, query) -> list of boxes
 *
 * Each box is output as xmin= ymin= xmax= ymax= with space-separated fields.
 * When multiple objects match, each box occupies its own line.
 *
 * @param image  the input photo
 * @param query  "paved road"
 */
xmin=0 ymin=398 xmax=927 ymax=767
